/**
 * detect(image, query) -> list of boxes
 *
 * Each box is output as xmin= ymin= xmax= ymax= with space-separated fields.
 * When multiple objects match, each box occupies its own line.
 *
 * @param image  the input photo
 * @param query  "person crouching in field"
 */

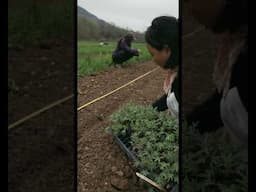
xmin=112 ymin=34 xmax=140 ymax=67
xmin=185 ymin=0 xmax=248 ymax=146
xmin=145 ymin=16 xmax=179 ymax=118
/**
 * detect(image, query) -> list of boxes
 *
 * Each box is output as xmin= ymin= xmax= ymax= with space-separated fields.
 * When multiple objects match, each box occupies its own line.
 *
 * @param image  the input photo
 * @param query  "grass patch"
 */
xmin=8 ymin=0 xmax=73 ymax=45
xmin=78 ymin=41 xmax=151 ymax=77
xmin=182 ymin=122 xmax=248 ymax=192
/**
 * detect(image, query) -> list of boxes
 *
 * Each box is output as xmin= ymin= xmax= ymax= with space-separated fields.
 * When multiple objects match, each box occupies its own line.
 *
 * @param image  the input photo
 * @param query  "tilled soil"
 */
xmin=8 ymin=39 xmax=75 ymax=192
xmin=78 ymin=62 xmax=167 ymax=192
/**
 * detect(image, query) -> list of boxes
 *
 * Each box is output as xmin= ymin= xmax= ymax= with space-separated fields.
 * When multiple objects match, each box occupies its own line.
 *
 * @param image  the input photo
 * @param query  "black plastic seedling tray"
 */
xmin=110 ymin=128 xmax=178 ymax=192
xmin=111 ymin=129 xmax=138 ymax=163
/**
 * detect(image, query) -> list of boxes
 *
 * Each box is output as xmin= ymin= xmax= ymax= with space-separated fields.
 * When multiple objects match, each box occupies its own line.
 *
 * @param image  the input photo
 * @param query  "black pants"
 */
xmin=112 ymin=51 xmax=134 ymax=64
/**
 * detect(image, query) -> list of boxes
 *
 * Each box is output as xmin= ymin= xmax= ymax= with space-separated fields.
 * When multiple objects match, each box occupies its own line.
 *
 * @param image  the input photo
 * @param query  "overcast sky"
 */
xmin=78 ymin=0 xmax=179 ymax=32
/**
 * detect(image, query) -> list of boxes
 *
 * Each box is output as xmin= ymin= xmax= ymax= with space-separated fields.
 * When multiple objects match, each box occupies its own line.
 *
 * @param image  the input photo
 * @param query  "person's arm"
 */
xmin=153 ymin=76 xmax=179 ymax=112
xmin=152 ymin=94 xmax=168 ymax=112
xmin=120 ymin=40 xmax=139 ymax=56
xmin=186 ymin=90 xmax=224 ymax=133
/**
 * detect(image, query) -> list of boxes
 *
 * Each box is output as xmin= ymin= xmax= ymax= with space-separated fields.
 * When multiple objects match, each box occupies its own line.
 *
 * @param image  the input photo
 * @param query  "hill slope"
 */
xmin=78 ymin=6 xmax=144 ymax=42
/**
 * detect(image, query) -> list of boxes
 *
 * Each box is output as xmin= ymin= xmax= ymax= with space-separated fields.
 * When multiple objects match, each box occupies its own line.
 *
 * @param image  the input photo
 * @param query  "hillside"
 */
xmin=78 ymin=6 xmax=145 ymax=42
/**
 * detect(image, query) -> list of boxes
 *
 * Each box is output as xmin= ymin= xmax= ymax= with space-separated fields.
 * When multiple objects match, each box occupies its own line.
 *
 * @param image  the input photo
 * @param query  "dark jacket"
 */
xmin=113 ymin=38 xmax=139 ymax=57
xmin=186 ymin=38 xmax=248 ymax=134
xmin=152 ymin=77 xmax=179 ymax=112
xmin=152 ymin=56 xmax=179 ymax=112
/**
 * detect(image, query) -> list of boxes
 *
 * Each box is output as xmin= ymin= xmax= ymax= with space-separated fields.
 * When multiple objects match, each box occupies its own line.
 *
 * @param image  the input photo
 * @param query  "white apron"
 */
xmin=164 ymin=70 xmax=179 ymax=118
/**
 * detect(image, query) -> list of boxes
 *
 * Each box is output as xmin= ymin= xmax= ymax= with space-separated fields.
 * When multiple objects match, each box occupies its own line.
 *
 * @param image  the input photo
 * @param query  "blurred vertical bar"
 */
xmin=8 ymin=0 xmax=75 ymax=191
xmin=182 ymin=1 xmax=248 ymax=191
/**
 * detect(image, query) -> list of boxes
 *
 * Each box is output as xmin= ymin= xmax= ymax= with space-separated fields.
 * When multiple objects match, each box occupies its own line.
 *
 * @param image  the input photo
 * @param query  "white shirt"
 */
xmin=220 ymin=87 xmax=248 ymax=145
xmin=164 ymin=70 xmax=179 ymax=118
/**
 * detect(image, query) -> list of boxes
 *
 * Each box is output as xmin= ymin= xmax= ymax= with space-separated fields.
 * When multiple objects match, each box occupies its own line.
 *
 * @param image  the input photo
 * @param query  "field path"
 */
xmin=78 ymin=61 xmax=167 ymax=192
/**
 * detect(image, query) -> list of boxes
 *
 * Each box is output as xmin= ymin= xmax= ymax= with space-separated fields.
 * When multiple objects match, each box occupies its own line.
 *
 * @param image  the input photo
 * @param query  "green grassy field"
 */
xmin=78 ymin=41 xmax=152 ymax=77
xmin=8 ymin=0 xmax=73 ymax=45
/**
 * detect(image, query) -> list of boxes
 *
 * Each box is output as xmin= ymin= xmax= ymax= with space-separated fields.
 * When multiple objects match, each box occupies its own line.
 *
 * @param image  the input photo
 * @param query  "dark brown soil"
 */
xmin=8 ymin=39 xmax=74 ymax=124
xmin=78 ymin=62 xmax=166 ymax=192
xmin=8 ymin=39 xmax=75 ymax=192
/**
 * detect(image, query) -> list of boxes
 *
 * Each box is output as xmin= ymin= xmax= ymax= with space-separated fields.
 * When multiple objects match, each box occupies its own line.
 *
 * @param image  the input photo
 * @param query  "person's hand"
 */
xmin=135 ymin=49 xmax=141 ymax=56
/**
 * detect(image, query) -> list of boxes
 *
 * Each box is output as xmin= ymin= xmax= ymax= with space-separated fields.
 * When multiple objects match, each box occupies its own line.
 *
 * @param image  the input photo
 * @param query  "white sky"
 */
xmin=78 ymin=0 xmax=179 ymax=32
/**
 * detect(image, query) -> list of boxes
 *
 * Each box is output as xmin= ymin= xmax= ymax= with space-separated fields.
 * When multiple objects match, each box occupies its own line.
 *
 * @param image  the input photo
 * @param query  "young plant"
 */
xmin=182 ymin=122 xmax=248 ymax=192
xmin=106 ymin=104 xmax=179 ymax=190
